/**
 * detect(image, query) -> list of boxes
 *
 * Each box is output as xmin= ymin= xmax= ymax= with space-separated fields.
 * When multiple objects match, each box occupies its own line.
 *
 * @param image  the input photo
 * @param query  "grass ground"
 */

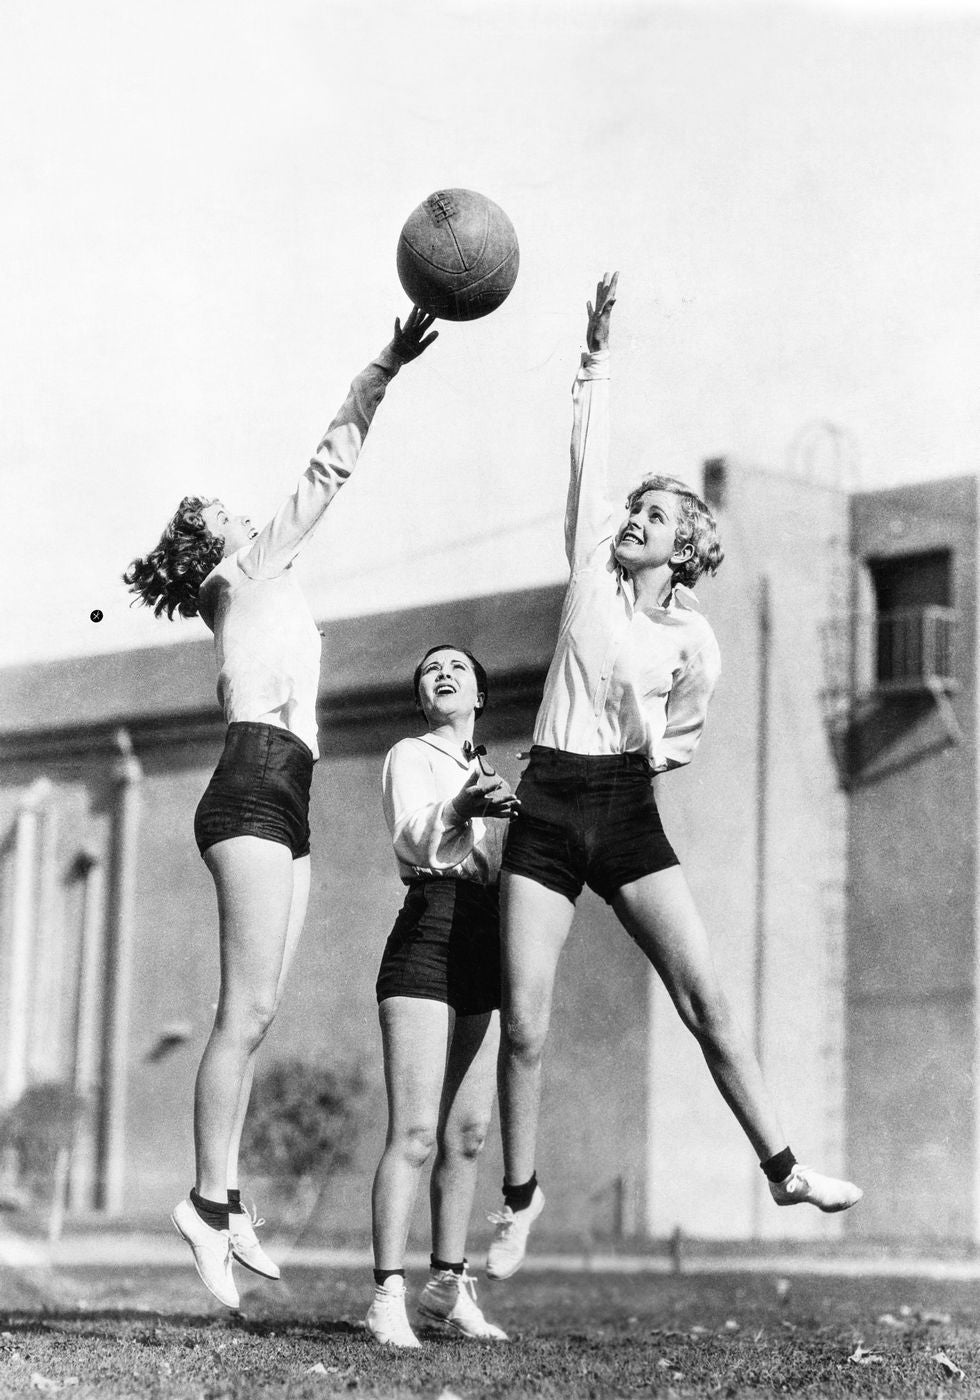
xmin=0 ymin=1261 xmax=978 ymax=1399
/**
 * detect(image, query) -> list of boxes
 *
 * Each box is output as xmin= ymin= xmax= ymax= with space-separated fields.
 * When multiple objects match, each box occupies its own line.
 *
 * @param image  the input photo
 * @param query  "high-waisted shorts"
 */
xmin=375 ymin=877 xmax=501 ymax=1016
xmin=194 ymin=721 xmax=314 ymax=859
xmin=500 ymin=745 xmax=679 ymax=904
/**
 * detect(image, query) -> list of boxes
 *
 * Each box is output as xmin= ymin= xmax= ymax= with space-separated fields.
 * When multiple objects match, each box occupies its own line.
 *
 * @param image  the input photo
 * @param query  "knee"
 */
xmin=390 ymin=1121 xmax=438 ymax=1170
xmin=678 ymin=986 xmax=737 ymax=1048
xmin=442 ymin=1116 xmax=491 ymax=1164
xmin=216 ymin=993 xmax=279 ymax=1052
xmin=502 ymin=1007 xmax=549 ymax=1066
xmin=686 ymin=991 xmax=739 ymax=1052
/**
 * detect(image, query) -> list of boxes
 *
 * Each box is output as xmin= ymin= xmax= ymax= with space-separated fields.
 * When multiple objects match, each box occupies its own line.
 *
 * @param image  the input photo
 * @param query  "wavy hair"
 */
xmin=122 ymin=497 xmax=224 ymax=620
xmin=624 ymin=475 xmax=724 ymax=588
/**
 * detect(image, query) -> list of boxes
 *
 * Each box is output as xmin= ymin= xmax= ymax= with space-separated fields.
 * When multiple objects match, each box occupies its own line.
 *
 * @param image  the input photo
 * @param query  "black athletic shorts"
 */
xmin=194 ymin=721 xmax=313 ymax=859
xmin=500 ymin=745 xmax=679 ymax=904
xmin=375 ymin=877 xmax=501 ymax=1016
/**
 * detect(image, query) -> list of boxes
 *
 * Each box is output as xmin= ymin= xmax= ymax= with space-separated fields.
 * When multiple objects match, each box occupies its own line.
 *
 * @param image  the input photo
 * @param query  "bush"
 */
xmin=0 ymin=1081 xmax=85 ymax=1200
xmin=240 ymin=1058 xmax=366 ymax=1188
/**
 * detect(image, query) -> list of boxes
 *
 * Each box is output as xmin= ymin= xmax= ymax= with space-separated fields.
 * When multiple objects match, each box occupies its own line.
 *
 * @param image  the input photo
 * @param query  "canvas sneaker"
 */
xmin=769 ymin=1164 xmax=863 ymax=1213
xmin=171 ymin=1197 xmax=239 ymax=1309
xmin=485 ymin=1185 xmax=545 ymax=1280
xmin=228 ymin=1203 xmax=281 ymax=1280
xmin=365 ymin=1275 xmax=421 ymax=1348
xmin=417 ymin=1265 xmax=508 ymax=1340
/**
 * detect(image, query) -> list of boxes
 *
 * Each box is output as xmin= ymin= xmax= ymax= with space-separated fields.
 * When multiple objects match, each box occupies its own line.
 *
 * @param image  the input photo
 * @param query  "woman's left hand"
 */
xmin=392 ymin=306 xmax=439 ymax=362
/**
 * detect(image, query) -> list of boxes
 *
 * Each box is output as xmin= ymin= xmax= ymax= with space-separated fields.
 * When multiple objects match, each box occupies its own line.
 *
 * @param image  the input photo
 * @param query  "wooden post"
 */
xmin=751 ymin=575 xmax=772 ymax=1238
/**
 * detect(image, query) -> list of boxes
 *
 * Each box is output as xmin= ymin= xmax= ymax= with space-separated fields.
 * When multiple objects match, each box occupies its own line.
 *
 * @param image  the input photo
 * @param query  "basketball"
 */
xmin=396 ymin=189 xmax=519 ymax=321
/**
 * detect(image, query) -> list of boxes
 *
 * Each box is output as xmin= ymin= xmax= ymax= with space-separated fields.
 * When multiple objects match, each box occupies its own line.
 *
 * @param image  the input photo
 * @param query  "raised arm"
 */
xmin=565 ymin=272 xmax=619 ymax=570
xmin=242 ymin=309 xmax=438 ymax=580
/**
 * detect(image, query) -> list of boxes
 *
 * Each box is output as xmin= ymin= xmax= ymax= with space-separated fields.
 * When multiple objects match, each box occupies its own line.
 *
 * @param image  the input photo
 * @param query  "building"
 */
xmin=0 ymin=462 xmax=972 ymax=1245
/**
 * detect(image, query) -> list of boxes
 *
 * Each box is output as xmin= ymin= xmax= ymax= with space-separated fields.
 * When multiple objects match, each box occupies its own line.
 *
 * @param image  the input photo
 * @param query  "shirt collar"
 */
xmin=610 ymin=551 xmax=703 ymax=615
xmin=415 ymin=732 xmax=472 ymax=768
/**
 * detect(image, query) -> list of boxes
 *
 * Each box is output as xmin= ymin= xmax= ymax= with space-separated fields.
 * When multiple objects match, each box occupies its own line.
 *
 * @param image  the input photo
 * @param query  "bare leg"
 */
xmin=194 ymin=836 xmax=297 ymax=1201
xmin=430 ymin=1011 xmax=499 ymax=1262
xmin=371 ymin=997 xmax=451 ymax=1271
xmin=498 ymin=873 xmax=576 ymax=1186
xmin=612 ymin=865 xmax=785 ymax=1160
xmin=226 ymin=854 xmax=311 ymax=1192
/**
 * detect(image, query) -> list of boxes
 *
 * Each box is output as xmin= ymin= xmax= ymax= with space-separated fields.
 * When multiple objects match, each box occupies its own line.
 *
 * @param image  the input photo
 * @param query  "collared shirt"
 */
xmin=382 ymin=733 xmax=506 ymax=885
xmin=532 ymin=349 xmax=721 ymax=771
xmin=197 ymin=346 xmax=403 ymax=759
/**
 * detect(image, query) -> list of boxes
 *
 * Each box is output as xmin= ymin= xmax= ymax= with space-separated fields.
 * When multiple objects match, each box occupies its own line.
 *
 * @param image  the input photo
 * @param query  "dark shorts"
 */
xmin=194 ymin=721 xmax=314 ymax=860
xmin=375 ymin=878 xmax=501 ymax=1016
xmin=500 ymin=745 xmax=679 ymax=904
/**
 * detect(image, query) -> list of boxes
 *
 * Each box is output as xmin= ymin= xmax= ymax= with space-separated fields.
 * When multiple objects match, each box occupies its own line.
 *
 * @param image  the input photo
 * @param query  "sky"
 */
xmin=2 ymin=0 xmax=979 ymax=669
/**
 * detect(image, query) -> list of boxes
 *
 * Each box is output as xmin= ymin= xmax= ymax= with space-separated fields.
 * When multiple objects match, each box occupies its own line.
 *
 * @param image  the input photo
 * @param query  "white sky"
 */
xmin=2 ymin=0 xmax=979 ymax=668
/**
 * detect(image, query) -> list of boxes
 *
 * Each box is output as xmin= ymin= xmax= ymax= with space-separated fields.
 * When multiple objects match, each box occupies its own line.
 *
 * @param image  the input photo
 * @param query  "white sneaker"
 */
xmin=769 ymin=1164 xmax=863 ymax=1213
xmin=485 ymin=1186 xmax=545 ymax=1280
xmin=171 ymin=1197 xmax=239 ymax=1309
xmin=229 ymin=1203 xmax=281 ymax=1280
xmin=418 ymin=1266 xmax=508 ymax=1340
xmin=365 ymin=1276 xmax=421 ymax=1348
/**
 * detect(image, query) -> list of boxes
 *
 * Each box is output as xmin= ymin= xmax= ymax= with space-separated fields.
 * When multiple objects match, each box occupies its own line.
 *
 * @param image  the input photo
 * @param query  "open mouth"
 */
xmin=435 ymin=683 xmax=456 ymax=695
xmin=619 ymin=530 xmax=643 ymax=547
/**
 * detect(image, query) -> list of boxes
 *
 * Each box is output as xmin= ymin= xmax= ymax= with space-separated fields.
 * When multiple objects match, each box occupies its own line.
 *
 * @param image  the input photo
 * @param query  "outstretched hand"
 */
xmin=586 ymin=271 xmax=619 ymax=353
xmin=453 ymin=767 xmax=521 ymax=822
xmin=392 ymin=306 xmax=439 ymax=362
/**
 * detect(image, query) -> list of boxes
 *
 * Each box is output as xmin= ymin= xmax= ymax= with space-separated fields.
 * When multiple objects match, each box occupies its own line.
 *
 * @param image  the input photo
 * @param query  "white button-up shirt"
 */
xmin=382 ymin=733 xmax=506 ymax=885
xmin=198 ymin=346 xmax=403 ymax=759
xmin=532 ymin=349 xmax=721 ymax=771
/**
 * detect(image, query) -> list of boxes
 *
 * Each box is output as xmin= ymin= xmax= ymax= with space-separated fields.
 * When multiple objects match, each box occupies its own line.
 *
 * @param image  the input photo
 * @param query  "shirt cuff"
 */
xmin=374 ymin=344 xmax=404 ymax=376
xmin=578 ymin=349 xmax=610 ymax=381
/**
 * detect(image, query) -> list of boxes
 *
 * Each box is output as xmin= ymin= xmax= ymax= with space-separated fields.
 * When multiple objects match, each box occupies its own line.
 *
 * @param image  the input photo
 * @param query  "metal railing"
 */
xmin=873 ymin=606 xmax=957 ymax=692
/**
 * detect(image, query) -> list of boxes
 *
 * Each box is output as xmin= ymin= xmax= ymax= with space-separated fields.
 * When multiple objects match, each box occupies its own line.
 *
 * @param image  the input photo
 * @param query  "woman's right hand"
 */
xmin=391 ymin=306 xmax=439 ymax=362
xmin=586 ymin=271 xmax=619 ymax=353
xmin=451 ymin=768 xmax=521 ymax=822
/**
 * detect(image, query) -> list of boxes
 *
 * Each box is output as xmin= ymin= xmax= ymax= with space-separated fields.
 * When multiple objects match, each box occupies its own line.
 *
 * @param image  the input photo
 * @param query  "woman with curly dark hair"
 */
xmin=124 ymin=307 xmax=437 ymax=1310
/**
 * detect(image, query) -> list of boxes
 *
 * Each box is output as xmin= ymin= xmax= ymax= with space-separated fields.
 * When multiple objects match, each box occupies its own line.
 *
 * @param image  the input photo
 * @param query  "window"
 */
xmin=867 ymin=551 xmax=955 ymax=690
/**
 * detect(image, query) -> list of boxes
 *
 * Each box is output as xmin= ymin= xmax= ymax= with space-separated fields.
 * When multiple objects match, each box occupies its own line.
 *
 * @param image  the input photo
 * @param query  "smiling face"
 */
xmin=415 ymin=648 xmax=484 ymax=728
xmin=200 ymin=500 xmax=258 ymax=557
xmin=613 ymin=488 xmax=689 ymax=577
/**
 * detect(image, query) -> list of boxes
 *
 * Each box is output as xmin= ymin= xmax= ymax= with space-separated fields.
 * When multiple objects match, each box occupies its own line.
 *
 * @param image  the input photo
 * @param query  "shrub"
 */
xmin=240 ymin=1058 xmax=366 ymax=1187
xmin=0 ymin=1081 xmax=85 ymax=1200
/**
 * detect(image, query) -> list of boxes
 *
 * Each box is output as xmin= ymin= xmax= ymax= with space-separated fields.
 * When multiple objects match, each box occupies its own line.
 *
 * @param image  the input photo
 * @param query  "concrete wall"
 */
xmin=847 ymin=476 xmax=978 ymax=1242
xmin=649 ymin=460 xmax=851 ymax=1240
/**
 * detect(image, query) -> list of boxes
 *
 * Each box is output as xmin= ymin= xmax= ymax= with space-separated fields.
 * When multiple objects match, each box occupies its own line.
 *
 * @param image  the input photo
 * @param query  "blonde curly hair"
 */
xmin=623 ymin=475 xmax=723 ymax=588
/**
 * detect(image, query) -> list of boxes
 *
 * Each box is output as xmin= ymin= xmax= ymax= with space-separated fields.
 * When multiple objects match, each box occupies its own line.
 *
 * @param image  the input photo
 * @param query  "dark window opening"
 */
xmin=867 ymin=551 xmax=955 ymax=690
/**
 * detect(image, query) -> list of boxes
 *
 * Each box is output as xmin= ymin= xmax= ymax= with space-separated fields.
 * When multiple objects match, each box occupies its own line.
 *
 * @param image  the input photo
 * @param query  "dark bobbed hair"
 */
xmin=624 ymin=474 xmax=724 ymax=588
xmin=413 ymin=644 xmax=489 ymax=718
xmin=122 ymin=496 xmax=224 ymax=620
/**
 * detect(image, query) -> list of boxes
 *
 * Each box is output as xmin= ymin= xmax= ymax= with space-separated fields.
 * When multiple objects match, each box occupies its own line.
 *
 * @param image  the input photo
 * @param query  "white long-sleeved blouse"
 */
xmin=531 ymin=349 xmax=721 ymax=771
xmin=382 ymin=733 xmax=506 ymax=885
xmin=197 ymin=345 xmax=403 ymax=759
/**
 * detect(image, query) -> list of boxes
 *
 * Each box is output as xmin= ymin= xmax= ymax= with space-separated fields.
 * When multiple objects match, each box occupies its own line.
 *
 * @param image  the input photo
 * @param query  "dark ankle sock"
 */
xmin=503 ymin=1172 xmax=538 ymax=1212
xmin=190 ymin=1187 xmax=230 ymax=1231
xmin=430 ymin=1255 xmax=464 ymax=1274
xmin=760 ymin=1146 xmax=797 ymax=1183
xmin=227 ymin=1188 xmax=244 ymax=1215
xmin=373 ymin=1268 xmax=405 ymax=1287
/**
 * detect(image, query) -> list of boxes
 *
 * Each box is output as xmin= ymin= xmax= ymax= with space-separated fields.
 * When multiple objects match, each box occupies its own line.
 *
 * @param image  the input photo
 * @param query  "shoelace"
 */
xmin=486 ymin=1206 xmax=516 ymax=1231
xmin=231 ymin=1200 xmax=265 ymax=1233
